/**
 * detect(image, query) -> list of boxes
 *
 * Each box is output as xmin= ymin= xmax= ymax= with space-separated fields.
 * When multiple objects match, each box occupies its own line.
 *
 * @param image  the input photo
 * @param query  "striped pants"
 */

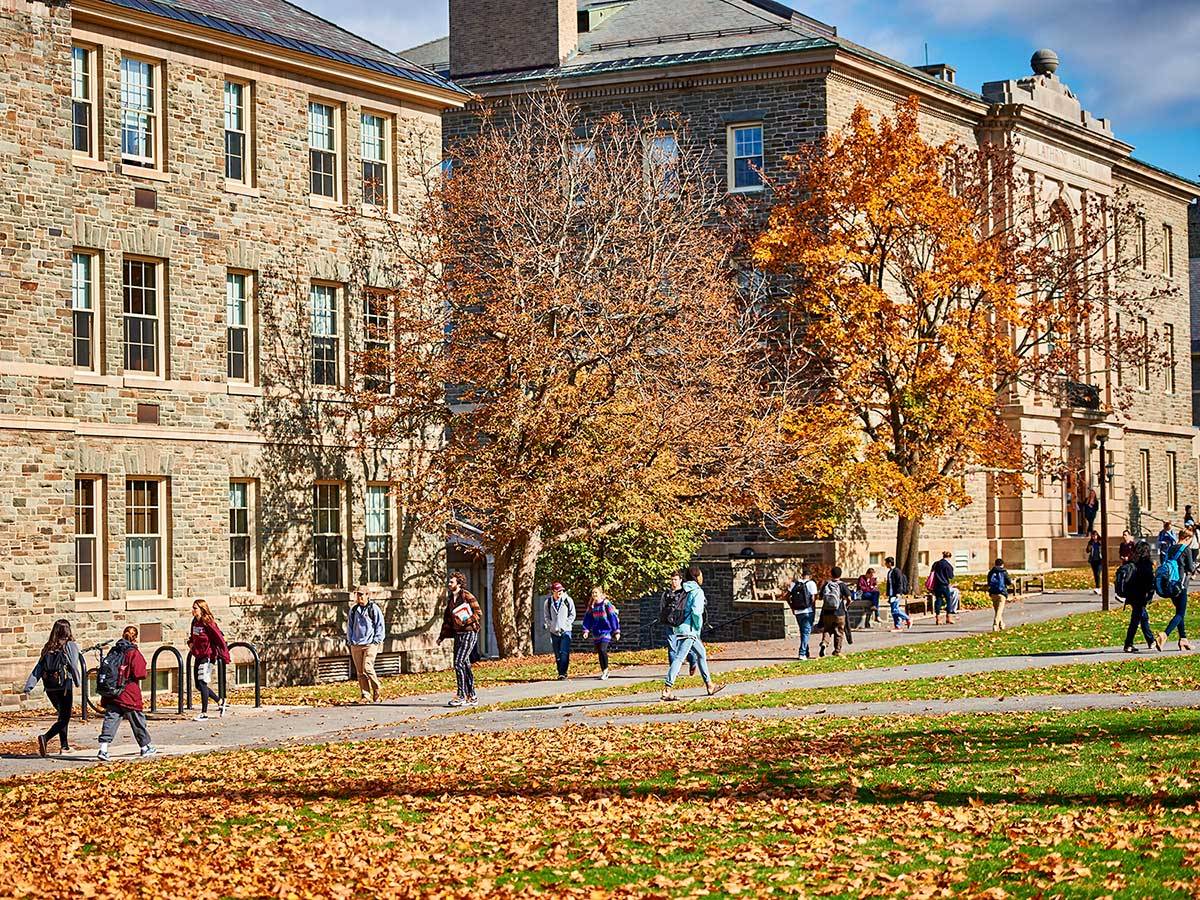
xmin=453 ymin=632 xmax=478 ymax=699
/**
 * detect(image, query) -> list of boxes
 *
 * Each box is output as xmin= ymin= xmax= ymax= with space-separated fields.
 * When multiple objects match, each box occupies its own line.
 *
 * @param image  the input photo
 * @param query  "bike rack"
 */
xmin=149 ymin=646 xmax=184 ymax=715
xmin=78 ymin=649 xmax=90 ymax=722
xmin=227 ymin=642 xmax=262 ymax=708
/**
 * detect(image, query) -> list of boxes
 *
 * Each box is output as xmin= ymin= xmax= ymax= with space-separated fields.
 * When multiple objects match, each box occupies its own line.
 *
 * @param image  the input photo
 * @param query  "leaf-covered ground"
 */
xmin=3 ymin=709 xmax=1199 ymax=898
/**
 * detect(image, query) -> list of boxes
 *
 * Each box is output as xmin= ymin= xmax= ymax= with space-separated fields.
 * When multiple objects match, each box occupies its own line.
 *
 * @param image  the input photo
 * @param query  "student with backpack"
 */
xmin=857 ymin=568 xmax=881 ymax=627
xmin=985 ymin=558 xmax=1014 ymax=632
xmin=1086 ymin=531 xmax=1104 ymax=595
xmin=97 ymin=626 xmax=156 ymax=761
xmin=818 ymin=567 xmax=851 ymax=657
xmin=1124 ymin=541 xmax=1161 ymax=653
xmin=542 ymin=581 xmax=576 ymax=680
xmin=661 ymin=571 xmax=700 ymax=675
xmin=1158 ymin=522 xmax=1176 ymax=560
xmin=439 ymin=571 xmax=484 ymax=707
xmin=24 ymin=619 xmax=82 ymax=757
xmin=781 ymin=566 xmax=818 ymax=659
xmin=187 ymin=600 xmax=231 ymax=720
xmin=661 ymin=566 xmax=723 ymax=701
xmin=1163 ymin=528 xmax=1194 ymax=651
xmin=346 ymin=589 xmax=386 ymax=703
xmin=884 ymin=557 xmax=911 ymax=631
xmin=581 ymin=587 xmax=621 ymax=680
xmin=930 ymin=551 xmax=955 ymax=625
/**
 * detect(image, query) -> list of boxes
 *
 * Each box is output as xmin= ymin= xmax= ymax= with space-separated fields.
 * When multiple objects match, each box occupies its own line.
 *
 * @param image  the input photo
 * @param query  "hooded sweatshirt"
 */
xmin=24 ymin=641 xmax=82 ymax=694
xmin=100 ymin=639 xmax=147 ymax=712
xmin=674 ymin=580 xmax=705 ymax=637
xmin=543 ymin=592 xmax=576 ymax=637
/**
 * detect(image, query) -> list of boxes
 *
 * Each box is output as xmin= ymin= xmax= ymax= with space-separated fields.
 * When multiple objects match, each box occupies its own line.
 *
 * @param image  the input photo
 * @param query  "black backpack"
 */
xmin=787 ymin=580 xmax=815 ymax=612
xmin=96 ymin=644 xmax=129 ymax=699
xmin=661 ymin=589 xmax=690 ymax=628
xmin=891 ymin=569 xmax=910 ymax=596
xmin=1114 ymin=561 xmax=1135 ymax=600
xmin=42 ymin=648 xmax=71 ymax=691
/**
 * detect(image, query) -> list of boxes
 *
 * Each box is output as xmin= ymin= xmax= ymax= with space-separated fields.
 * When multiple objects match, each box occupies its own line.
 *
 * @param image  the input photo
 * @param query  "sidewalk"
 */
xmin=0 ymin=590 xmax=1137 ymax=777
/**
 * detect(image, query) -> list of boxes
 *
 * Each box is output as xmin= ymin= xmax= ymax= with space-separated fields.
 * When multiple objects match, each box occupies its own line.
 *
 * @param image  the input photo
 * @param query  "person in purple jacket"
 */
xmin=581 ymin=587 xmax=621 ymax=680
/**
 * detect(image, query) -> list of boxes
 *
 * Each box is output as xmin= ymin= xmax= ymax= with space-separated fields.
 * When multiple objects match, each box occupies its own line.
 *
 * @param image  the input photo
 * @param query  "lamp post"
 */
xmin=1094 ymin=425 xmax=1118 ymax=611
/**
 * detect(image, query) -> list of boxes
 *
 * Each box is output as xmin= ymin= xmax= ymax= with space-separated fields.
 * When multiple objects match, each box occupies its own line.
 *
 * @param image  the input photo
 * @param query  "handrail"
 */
xmin=226 ymin=642 xmax=262 ymax=708
xmin=78 ymin=650 xmax=90 ymax=722
xmin=149 ymin=646 xmax=184 ymax=715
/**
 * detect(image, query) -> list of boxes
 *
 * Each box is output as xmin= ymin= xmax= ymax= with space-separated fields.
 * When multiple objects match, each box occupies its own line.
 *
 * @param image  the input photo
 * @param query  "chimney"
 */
xmin=450 ymin=0 xmax=579 ymax=79
xmin=915 ymin=63 xmax=956 ymax=84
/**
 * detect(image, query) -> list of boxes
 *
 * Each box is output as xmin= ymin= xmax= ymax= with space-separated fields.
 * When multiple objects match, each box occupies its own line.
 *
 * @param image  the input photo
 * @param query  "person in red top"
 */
xmin=187 ymin=599 xmax=231 ymax=720
xmin=97 ymin=626 xmax=156 ymax=762
xmin=857 ymin=568 xmax=881 ymax=627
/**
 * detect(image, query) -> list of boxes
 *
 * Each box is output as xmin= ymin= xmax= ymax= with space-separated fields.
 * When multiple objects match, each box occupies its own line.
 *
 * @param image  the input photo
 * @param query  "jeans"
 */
xmin=1167 ymin=592 xmax=1188 ymax=640
xmin=194 ymin=658 xmax=221 ymax=713
xmin=861 ymin=591 xmax=880 ymax=621
xmin=888 ymin=597 xmax=910 ymax=627
xmin=665 ymin=635 xmax=710 ymax=687
xmin=665 ymin=631 xmax=700 ymax=670
xmin=551 ymin=632 xmax=572 ymax=677
xmin=44 ymin=686 xmax=73 ymax=749
xmin=1125 ymin=601 xmax=1155 ymax=649
xmin=933 ymin=585 xmax=952 ymax=615
xmin=793 ymin=610 xmax=813 ymax=658
xmin=98 ymin=707 xmax=151 ymax=749
xmin=452 ymin=632 xmax=478 ymax=698
xmin=350 ymin=643 xmax=382 ymax=699
xmin=1089 ymin=560 xmax=1102 ymax=588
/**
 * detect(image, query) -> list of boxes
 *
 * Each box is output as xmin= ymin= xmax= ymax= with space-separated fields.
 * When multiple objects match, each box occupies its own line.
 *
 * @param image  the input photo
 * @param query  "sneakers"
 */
xmin=556 ymin=675 xmax=567 ymax=681
xmin=218 ymin=699 xmax=229 ymax=717
xmin=96 ymin=746 xmax=110 ymax=762
xmin=140 ymin=746 xmax=158 ymax=758
xmin=447 ymin=697 xmax=465 ymax=707
xmin=195 ymin=714 xmax=209 ymax=721
xmin=37 ymin=735 xmax=47 ymax=758
xmin=1124 ymin=645 xmax=1140 ymax=653
xmin=600 ymin=670 xmax=610 ymax=681
xmin=1093 ymin=587 xmax=1101 ymax=595
xmin=466 ymin=695 xmax=478 ymax=705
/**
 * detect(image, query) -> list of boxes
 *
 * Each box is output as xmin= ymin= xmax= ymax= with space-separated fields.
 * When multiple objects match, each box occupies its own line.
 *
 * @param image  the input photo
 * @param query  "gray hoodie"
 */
xmin=543 ymin=592 xmax=576 ymax=636
xmin=24 ymin=641 xmax=82 ymax=694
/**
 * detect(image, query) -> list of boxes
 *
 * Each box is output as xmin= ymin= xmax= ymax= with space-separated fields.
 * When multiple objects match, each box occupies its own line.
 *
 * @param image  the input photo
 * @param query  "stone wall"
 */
xmin=449 ymin=0 xmax=576 ymax=78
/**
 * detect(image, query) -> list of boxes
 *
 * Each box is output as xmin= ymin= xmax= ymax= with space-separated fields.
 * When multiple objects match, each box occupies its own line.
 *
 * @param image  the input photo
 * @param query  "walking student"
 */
xmin=1158 ymin=521 xmax=1176 ymax=560
xmin=581 ymin=587 xmax=621 ymax=680
xmin=986 ymin=558 xmax=1014 ymax=631
xmin=1083 ymin=488 xmax=1099 ymax=535
xmin=1163 ymin=528 xmax=1194 ymax=651
xmin=439 ymin=571 xmax=483 ymax=707
xmin=662 ymin=566 xmax=723 ymax=701
xmin=930 ymin=551 xmax=955 ymax=625
xmin=1123 ymin=541 xmax=1161 ymax=653
xmin=883 ymin=558 xmax=911 ymax=631
xmin=543 ymin=581 xmax=576 ymax=680
xmin=24 ymin=619 xmax=82 ymax=757
xmin=661 ymin=571 xmax=700 ymax=675
xmin=1086 ymin=530 xmax=1104 ymax=595
xmin=818 ymin=567 xmax=851 ymax=657
xmin=346 ymin=589 xmax=385 ymax=703
xmin=97 ymin=626 xmax=156 ymax=761
xmin=782 ymin=566 xmax=818 ymax=659
xmin=1119 ymin=530 xmax=1136 ymax=564
xmin=857 ymin=568 xmax=881 ymax=626
xmin=187 ymin=600 xmax=230 ymax=720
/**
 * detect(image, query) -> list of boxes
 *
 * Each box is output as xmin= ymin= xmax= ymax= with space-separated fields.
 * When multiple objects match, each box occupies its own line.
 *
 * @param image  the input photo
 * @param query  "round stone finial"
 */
xmin=1031 ymin=48 xmax=1060 ymax=76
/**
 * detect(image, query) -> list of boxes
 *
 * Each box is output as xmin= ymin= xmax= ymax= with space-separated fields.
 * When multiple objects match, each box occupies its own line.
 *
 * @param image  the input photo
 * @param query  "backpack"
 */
xmin=662 ymin=589 xmax=690 ymax=628
xmin=1155 ymin=545 xmax=1186 ymax=599
xmin=786 ymin=580 xmax=815 ymax=613
xmin=892 ymin=570 xmax=910 ymax=596
xmin=96 ymin=645 xmax=130 ymax=699
xmin=1113 ymin=561 xmax=1135 ymax=600
xmin=987 ymin=568 xmax=1007 ymax=595
xmin=41 ymin=647 xmax=71 ymax=691
xmin=821 ymin=580 xmax=844 ymax=614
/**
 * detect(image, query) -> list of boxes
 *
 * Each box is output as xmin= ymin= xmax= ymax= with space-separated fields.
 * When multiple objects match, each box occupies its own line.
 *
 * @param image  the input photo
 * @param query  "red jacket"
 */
xmin=101 ymin=645 xmax=147 ymax=712
xmin=188 ymin=620 xmax=230 ymax=663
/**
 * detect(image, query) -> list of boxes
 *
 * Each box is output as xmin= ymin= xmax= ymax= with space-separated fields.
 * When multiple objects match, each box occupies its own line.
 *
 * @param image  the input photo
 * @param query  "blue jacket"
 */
xmin=347 ymin=601 xmax=385 ymax=646
xmin=674 ymin=581 xmax=706 ymax=637
xmin=581 ymin=601 xmax=621 ymax=642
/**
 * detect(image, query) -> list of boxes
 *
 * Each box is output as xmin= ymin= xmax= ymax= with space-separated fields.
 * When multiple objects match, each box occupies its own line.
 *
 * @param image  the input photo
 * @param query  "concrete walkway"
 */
xmin=2 ymin=590 xmax=1188 ymax=777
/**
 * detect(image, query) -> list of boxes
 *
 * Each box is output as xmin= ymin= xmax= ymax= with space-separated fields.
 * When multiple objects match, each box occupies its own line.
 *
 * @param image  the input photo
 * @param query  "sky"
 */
xmin=300 ymin=0 xmax=1199 ymax=181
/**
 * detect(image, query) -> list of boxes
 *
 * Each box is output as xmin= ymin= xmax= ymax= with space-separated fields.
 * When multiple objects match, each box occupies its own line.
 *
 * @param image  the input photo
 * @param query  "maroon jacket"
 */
xmin=188 ymin=620 xmax=230 ymax=663
xmin=101 ymin=644 xmax=147 ymax=712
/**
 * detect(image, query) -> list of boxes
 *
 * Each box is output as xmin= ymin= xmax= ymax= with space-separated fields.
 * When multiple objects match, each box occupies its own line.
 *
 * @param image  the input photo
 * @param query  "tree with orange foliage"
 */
xmin=754 ymin=98 xmax=1170 ymax=582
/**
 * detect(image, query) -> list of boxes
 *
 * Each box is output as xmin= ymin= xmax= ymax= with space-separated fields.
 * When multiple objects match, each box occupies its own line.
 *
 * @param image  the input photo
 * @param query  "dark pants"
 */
xmin=99 ymin=707 xmax=151 ymax=748
xmin=595 ymin=641 xmax=610 ymax=670
xmin=819 ymin=612 xmax=845 ymax=655
xmin=933 ymin=584 xmax=952 ymax=615
xmin=44 ymin=687 xmax=73 ymax=749
xmin=551 ymin=632 xmax=572 ymax=677
xmin=1167 ymin=593 xmax=1188 ymax=640
xmin=453 ymin=632 xmax=478 ymax=698
xmin=1089 ymin=560 xmax=1102 ymax=588
xmin=194 ymin=658 xmax=220 ymax=713
xmin=1125 ymin=601 xmax=1155 ymax=649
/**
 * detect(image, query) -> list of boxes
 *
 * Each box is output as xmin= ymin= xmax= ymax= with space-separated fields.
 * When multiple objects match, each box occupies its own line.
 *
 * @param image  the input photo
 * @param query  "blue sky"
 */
xmin=304 ymin=0 xmax=1199 ymax=181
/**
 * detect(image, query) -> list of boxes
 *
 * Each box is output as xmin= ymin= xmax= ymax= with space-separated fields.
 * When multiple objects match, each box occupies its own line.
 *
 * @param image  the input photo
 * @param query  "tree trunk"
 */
xmin=896 ymin=516 xmax=922 ymax=593
xmin=512 ymin=527 xmax=543 ymax=657
xmin=491 ymin=543 xmax=519 ymax=658
xmin=489 ymin=528 xmax=544 ymax=658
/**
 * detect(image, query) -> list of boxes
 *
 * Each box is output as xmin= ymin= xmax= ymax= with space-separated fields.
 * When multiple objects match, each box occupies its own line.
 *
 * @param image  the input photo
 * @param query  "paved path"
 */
xmin=3 ymin=590 xmax=1189 ymax=777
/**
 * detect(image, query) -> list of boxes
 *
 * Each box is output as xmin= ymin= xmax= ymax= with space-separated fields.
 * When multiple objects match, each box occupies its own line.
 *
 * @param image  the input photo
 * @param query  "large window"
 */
xmin=312 ymin=483 xmax=343 ymax=587
xmin=75 ymin=477 xmax=102 ymax=598
xmin=226 ymin=271 xmax=252 ymax=383
xmin=308 ymin=101 xmax=338 ymax=199
xmin=310 ymin=283 xmax=339 ymax=386
xmin=1162 ymin=224 xmax=1174 ymax=277
xmin=125 ymin=478 xmax=164 ymax=594
xmin=1166 ymin=452 xmax=1178 ymax=512
xmin=360 ymin=113 xmax=389 ymax=208
xmin=72 ymin=251 xmax=98 ymax=371
xmin=363 ymin=290 xmax=391 ymax=393
xmin=72 ymin=45 xmax=97 ymax=157
xmin=1136 ymin=215 xmax=1148 ymax=269
xmin=728 ymin=124 xmax=764 ymax=192
xmin=123 ymin=259 xmax=162 ymax=376
xmin=224 ymin=80 xmax=251 ymax=184
xmin=1166 ymin=323 xmax=1176 ymax=393
xmin=1139 ymin=449 xmax=1152 ymax=510
xmin=363 ymin=484 xmax=393 ymax=586
xmin=120 ymin=57 xmax=160 ymax=168
xmin=229 ymin=480 xmax=252 ymax=592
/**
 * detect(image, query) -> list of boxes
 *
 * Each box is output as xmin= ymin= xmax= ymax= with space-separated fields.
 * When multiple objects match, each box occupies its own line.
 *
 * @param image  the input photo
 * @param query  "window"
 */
xmin=229 ymin=480 xmax=252 ymax=591
xmin=1166 ymin=452 xmax=1178 ymax=511
xmin=75 ymin=477 xmax=101 ymax=597
xmin=644 ymin=134 xmax=679 ymax=195
xmin=312 ymin=483 xmax=343 ymax=587
xmin=310 ymin=283 xmax=339 ymax=386
xmin=1136 ymin=215 xmax=1148 ymax=269
xmin=72 ymin=251 xmax=99 ymax=371
xmin=224 ymin=80 xmax=251 ymax=184
xmin=123 ymin=259 xmax=162 ymax=376
xmin=72 ymin=45 xmax=97 ymax=157
xmin=120 ymin=57 xmax=160 ymax=168
xmin=1162 ymin=224 xmax=1174 ymax=277
xmin=1166 ymin=323 xmax=1176 ymax=393
xmin=360 ymin=113 xmax=389 ymax=208
xmin=125 ymin=478 xmax=164 ymax=594
xmin=308 ymin=101 xmax=338 ymax=199
xmin=226 ymin=271 xmax=252 ymax=383
xmin=728 ymin=124 xmax=764 ymax=192
xmin=1138 ymin=317 xmax=1149 ymax=390
xmin=363 ymin=485 xmax=393 ymax=585
xmin=363 ymin=290 xmax=391 ymax=393
xmin=1139 ymin=449 xmax=1152 ymax=510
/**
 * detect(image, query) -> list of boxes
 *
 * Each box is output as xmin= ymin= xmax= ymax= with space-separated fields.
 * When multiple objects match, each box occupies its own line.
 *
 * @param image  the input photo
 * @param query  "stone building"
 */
xmin=0 ymin=0 xmax=467 ymax=702
xmin=409 ymin=0 xmax=1198 ymax=640
xmin=1191 ymin=200 xmax=1200 ymax=423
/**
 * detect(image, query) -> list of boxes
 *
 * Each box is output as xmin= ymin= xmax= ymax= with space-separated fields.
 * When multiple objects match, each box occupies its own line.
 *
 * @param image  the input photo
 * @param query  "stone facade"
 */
xmin=449 ymin=0 xmax=577 ymax=79
xmin=1190 ymin=201 xmax=1200 ymax=424
xmin=0 ymin=0 xmax=464 ymax=702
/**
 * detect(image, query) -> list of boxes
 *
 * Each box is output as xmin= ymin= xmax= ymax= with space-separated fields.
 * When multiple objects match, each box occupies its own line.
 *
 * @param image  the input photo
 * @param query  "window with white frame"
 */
xmin=363 ymin=484 xmax=393 ymax=586
xmin=123 ymin=259 xmax=162 ymax=376
xmin=226 ymin=271 xmax=252 ymax=383
xmin=72 ymin=45 xmax=97 ymax=157
xmin=1166 ymin=451 xmax=1178 ymax=511
xmin=224 ymin=80 xmax=251 ymax=184
xmin=310 ymin=283 xmax=339 ymax=386
xmin=75 ymin=477 xmax=102 ymax=598
xmin=1162 ymin=224 xmax=1174 ymax=277
xmin=72 ymin=250 xmax=99 ymax=371
xmin=312 ymin=483 xmax=344 ymax=587
xmin=120 ymin=56 xmax=160 ymax=168
xmin=125 ymin=478 xmax=165 ymax=594
xmin=728 ymin=124 xmax=764 ymax=192
xmin=229 ymin=480 xmax=252 ymax=591
xmin=360 ymin=113 xmax=389 ymax=208
xmin=1166 ymin=322 xmax=1176 ymax=393
xmin=363 ymin=290 xmax=391 ymax=393
xmin=308 ymin=101 xmax=338 ymax=199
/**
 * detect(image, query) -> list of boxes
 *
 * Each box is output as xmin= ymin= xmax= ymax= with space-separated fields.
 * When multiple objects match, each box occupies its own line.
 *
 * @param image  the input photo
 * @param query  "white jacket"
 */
xmin=543 ymin=593 xmax=576 ymax=636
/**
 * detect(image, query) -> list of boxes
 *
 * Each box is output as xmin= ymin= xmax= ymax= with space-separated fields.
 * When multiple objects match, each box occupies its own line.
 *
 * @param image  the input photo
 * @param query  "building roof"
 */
xmin=101 ymin=0 xmax=468 ymax=97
